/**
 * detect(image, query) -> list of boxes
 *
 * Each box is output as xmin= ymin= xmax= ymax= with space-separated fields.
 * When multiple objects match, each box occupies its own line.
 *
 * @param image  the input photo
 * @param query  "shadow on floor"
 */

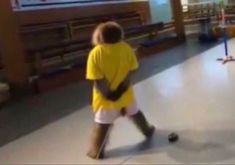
xmin=107 ymin=129 xmax=235 ymax=164
xmin=0 ymin=37 xmax=222 ymax=147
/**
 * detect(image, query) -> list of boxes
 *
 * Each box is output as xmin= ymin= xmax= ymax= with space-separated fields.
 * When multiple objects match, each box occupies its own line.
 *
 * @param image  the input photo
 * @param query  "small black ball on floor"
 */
xmin=168 ymin=133 xmax=179 ymax=143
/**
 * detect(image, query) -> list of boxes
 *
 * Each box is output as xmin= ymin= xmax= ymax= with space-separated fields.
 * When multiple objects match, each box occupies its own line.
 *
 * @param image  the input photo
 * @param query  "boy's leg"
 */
xmin=87 ymin=109 xmax=118 ymax=159
xmin=131 ymin=111 xmax=155 ymax=138
xmin=87 ymin=123 xmax=111 ymax=159
xmin=126 ymin=103 xmax=155 ymax=138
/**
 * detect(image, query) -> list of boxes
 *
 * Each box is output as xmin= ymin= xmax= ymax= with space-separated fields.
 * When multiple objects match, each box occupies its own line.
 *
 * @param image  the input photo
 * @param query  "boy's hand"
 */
xmin=107 ymin=81 xmax=129 ymax=101
xmin=95 ymin=72 xmax=133 ymax=101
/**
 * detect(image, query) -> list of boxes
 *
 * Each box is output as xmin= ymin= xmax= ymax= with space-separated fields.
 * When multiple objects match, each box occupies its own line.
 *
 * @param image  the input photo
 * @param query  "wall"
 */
xmin=149 ymin=0 xmax=172 ymax=23
xmin=16 ymin=1 xmax=150 ymax=25
xmin=13 ymin=0 xmax=147 ymax=10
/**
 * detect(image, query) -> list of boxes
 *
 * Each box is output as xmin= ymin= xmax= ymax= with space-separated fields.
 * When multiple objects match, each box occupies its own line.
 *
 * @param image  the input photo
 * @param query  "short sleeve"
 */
xmin=86 ymin=48 xmax=104 ymax=80
xmin=129 ymin=46 xmax=139 ymax=71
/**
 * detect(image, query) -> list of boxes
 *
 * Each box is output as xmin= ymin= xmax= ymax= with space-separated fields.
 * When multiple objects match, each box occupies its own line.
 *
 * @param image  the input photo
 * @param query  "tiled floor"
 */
xmin=1 ymin=38 xmax=235 ymax=164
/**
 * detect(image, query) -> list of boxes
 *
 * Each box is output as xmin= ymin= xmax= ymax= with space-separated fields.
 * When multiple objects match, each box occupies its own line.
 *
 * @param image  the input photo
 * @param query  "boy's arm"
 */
xmin=107 ymin=45 xmax=138 ymax=101
xmin=94 ymin=72 xmax=134 ymax=102
xmin=94 ymin=79 xmax=110 ymax=99
xmin=94 ymin=78 xmax=127 ymax=101
xmin=107 ymin=71 xmax=135 ymax=101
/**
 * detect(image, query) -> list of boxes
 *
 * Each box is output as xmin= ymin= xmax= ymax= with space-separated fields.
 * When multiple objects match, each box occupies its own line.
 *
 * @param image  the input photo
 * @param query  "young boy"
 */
xmin=86 ymin=21 xmax=155 ymax=159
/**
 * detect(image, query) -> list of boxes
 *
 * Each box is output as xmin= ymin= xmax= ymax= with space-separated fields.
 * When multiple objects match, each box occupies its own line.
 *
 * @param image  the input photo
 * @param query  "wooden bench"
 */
xmin=23 ymin=11 xmax=148 ymax=72
xmin=21 ymin=23 xmax=70 ymax=51
xmin=29 ymin=22 xmax=179 ymax=92
xmin=21 ymin=11 xmax=143 ymax=49
xmin=29 ymin=22 xmax=164 ymax=71
xmin=183 ymin=2 xmax=220 ymax=25
xmin=18 ymin=1 xmax=183 ymax=93
xmin=28 ymin=39 xmax=90 ymax=92
xmin=21 ymin=11 xmax=144 ymax=92
xmin=27 ymin=39 xmax=90 ymax=74
xmin=225 ymin=4 xmax=235 ymax=15
xmin=183 ymin=2 xmax=219 ymax=18
xmin=69 ymin=11 xmax=143 ymax=40
xmin=137 ymin=23 xmax=181 ymax=57
xmin=29 ymin=22 xmax=166 ymax=69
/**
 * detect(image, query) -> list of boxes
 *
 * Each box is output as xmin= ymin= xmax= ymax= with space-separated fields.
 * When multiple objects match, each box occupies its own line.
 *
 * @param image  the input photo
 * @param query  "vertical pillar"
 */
xmin=171 ymin=0 xmax=186 ymax=41
xmin=0 ymin=0 xmax=29 ymax=92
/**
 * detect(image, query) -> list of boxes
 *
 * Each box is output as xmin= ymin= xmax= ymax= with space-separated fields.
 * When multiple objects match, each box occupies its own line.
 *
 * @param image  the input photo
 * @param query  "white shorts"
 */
xmin=95 ymin=102 xmax=139 ymax=124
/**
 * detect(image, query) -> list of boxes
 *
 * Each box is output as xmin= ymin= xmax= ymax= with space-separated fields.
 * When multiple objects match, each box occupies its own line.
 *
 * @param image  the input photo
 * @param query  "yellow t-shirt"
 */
xmin=86 ymin=42 xmax=139 ymax=112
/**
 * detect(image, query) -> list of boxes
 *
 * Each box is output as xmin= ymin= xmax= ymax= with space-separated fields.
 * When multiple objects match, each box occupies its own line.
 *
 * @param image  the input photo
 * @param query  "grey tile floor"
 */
xmin=1 ymin=38 xmax=235 ymax=164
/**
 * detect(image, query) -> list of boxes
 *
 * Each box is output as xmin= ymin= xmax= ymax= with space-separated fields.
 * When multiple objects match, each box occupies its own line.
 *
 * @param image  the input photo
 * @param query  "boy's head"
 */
xmin=92 ymin=21 xmax=124 ymax=45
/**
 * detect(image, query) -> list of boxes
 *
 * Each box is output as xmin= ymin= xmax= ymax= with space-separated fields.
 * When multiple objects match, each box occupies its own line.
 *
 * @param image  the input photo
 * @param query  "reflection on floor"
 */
xmin=1 ymin=38 xmax=235 ymax=164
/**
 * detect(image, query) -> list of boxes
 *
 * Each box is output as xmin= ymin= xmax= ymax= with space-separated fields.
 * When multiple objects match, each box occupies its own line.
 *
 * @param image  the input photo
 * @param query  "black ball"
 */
xmin=168 ymin=133 xmax=179 ymax=143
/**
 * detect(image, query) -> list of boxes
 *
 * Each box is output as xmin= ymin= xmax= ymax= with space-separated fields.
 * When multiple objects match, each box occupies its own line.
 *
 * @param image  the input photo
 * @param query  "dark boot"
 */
xmin=87 ymin=123 xmax=111 ymax=159
xmin=131 ymin=111 xmax=155 ymax=138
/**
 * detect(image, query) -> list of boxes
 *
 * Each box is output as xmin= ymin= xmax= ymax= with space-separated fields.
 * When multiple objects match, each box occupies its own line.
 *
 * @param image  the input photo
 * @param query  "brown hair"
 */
xmin=92 ymin=21 xmax=124 ymax=45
